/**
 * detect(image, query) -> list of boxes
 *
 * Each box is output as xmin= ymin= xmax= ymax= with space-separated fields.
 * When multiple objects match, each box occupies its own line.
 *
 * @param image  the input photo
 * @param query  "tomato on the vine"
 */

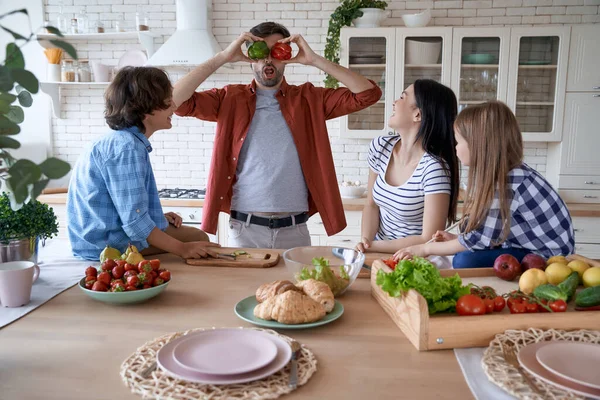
xmin=483 ymin=298 xmax=495 ymax=314
xmin=456 ymin=294 xmax=486 ymax=316
xmin=549 ymin=300 xmax=567 ymax=312
xmin=493 ymin=296 xmax=506 ymax=312
xmin=525 ymin=301 xmax=539 ymax=313
xmin=509 ymin=302 xmax=527 ymax=314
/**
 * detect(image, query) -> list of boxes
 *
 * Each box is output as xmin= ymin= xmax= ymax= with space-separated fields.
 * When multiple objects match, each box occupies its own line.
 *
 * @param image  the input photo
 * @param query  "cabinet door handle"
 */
xmin=593 ymin=86 xmax=600 ymax=90
xmin=316 ymin=221 xmax=323 ymax=225
xmin=594 ymin=94 xmax=600 ymax=98
xmin=573 ymin=228 xmax=582 ymax=232
xmin=583 ymin=195 xmax=598 ymax=199
xmin=341 ymin=239 xmax=352 ymax=242
xmin=584 ymin=181 xmax=596 ymax=185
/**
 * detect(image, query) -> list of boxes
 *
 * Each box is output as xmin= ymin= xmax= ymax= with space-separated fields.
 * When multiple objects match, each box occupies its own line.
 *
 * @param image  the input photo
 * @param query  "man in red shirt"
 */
xmin=174 ymin=22 xmax=381 ymax=249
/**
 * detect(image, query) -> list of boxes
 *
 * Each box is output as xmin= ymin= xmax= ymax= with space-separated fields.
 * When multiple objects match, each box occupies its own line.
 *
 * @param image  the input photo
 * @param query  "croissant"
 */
xmin=254 ymin=290 xmax=326 ymax=324
xmin=295 ymin=279 xmax=335 ymax=313
xmin=255 ymin=280 xmax=301 ymax=303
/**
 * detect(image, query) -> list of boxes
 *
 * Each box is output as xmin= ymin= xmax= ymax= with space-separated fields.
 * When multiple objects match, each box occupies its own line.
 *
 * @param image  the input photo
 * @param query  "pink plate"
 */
xmin=172 ymin=329 xmax=278 ymax=375
xmin=517 ymin=341 xmax=600 ymax=399
xmin=157 ymin=330 xmax=292 ymax=385
xmin=536 ymin=341 xmax=600 ymax=390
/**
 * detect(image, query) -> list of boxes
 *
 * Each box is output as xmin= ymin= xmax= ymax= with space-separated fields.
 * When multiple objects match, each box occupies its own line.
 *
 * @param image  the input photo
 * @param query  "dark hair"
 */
xmin=413 ymin=79 xmax=460 ymax=225
xmin=250 ymin=21 xmax=290 ymax=39
xmin=104 ymin=66 xmax=172 ymax=133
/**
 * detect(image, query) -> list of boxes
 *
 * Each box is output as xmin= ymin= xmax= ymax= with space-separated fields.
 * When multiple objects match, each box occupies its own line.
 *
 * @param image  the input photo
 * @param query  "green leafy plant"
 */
xmin=0 ymin=192 xmax=58 ymax=242
xmin=324 ymin=0 xmax=387 ymax=88
xmin=0 ymin=9 xmax=77 ymax=207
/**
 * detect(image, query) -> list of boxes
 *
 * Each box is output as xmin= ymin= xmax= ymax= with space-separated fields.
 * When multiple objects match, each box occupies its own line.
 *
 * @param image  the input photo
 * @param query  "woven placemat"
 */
xmin=482 ymin=328 xmax=600 ymax=400
xmin=121 ymin=327 xmax=317 ymax=399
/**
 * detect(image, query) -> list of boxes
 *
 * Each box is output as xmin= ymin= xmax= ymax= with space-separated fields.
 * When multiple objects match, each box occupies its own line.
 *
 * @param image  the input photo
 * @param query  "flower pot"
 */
xmin=352 ymin=8 xmax=387 ymax=28
xmin=0 ymin=237 xmax=39 ymax=264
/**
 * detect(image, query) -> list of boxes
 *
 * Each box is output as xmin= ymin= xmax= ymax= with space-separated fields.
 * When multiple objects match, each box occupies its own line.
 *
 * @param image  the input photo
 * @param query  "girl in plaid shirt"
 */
xmin=394 ymin=101 xmax=574 ymax=268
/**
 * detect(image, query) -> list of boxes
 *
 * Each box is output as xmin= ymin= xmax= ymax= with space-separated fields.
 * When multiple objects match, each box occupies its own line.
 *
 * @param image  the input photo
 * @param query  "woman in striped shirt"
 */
xmin=394 ymin=101 xmax=574 ymax=268
xmin=356 ymin=79 xmax=460 ymax=254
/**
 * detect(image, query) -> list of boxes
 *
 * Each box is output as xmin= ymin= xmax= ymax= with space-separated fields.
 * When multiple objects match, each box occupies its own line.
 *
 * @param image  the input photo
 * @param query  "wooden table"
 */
xmin=0 ymin=253 xmax=472 ymax=400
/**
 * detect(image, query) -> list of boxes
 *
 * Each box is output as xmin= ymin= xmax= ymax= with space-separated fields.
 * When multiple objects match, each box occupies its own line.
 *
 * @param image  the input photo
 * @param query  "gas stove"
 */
xmin=158 ymin=188 xmax=206 ymax=199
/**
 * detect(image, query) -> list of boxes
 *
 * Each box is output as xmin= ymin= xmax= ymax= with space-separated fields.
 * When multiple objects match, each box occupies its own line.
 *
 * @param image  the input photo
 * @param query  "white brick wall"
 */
xmin=44 ymin=0 xmax=599 ymax=189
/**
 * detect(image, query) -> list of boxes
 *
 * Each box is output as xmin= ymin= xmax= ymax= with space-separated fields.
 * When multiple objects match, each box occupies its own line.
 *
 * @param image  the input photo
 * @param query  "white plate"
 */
xmin=536 ymin=342 xmax=600 ymax=390
xmin=157 ymin=330 xmax=292 ymax=385
xmin=517 ymin=341 xmax=600 ymax=399
xmin=117 ymin=49 xmax=148 ymax=69
xmin=172 ymin=329 xmax=278 ymax=375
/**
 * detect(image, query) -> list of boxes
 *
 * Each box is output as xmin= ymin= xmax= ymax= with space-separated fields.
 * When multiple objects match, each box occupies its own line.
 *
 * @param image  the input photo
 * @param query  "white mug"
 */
xmin=91 ymin=61 xmax=110 ymax=82
xmin=0 ymin=261 xmax=40 ymax=307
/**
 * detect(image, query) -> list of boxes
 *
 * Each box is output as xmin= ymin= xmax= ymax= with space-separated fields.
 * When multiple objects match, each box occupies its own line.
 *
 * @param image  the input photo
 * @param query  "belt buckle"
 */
xmin=268 ymin=216 xmax=278 ymax=229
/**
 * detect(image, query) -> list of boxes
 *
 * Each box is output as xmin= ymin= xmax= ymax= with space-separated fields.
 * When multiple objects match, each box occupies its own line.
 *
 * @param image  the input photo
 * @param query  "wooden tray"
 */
xmin=371 ymin=256 xmax=600 ymax=351
xmin=186 ymin=249 xmax=279 ymax=268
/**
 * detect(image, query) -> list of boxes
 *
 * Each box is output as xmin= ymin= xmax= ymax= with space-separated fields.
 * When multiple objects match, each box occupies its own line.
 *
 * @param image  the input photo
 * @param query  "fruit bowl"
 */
xmin=78 ymin=278 xmax=169 ymax=304
xmin=283 ymin=246 xmax=365 ymax=297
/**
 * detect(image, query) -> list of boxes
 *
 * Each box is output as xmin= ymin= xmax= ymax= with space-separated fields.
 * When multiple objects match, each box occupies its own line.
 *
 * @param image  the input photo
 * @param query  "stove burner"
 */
xmin=158 ymin=188 xmax=206 ymax=199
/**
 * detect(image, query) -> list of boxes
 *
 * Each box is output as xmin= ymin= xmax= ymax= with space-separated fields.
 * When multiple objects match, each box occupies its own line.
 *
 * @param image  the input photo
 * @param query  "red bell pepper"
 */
xmin=271 ymin=42 xmax=292 ymax=61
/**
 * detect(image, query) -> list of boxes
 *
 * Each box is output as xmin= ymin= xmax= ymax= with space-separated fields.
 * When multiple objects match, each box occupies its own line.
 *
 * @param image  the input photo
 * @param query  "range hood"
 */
xmin=145 ymin=0 xmax=222 ymax=66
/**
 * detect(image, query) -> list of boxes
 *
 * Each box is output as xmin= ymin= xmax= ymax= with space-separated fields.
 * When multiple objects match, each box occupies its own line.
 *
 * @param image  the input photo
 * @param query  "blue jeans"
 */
xmin=453 ymin=248 xmax=532 ymax=269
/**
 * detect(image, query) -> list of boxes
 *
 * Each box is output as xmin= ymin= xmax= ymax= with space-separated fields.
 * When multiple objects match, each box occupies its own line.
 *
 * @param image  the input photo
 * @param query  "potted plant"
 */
xmin=0 ymin=192 xmax=58 ymax=263
xmin=324 ymin=0 xmax=388 ymax=88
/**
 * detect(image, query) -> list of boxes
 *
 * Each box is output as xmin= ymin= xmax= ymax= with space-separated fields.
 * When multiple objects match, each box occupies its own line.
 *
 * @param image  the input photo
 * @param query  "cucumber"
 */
xmin=575 ymin=286 xmax=600 ymax=308
xmin=557 ymin=272 xmax=579 ymax=302
xmin=533 ymin=284 xmax=568 ymax=302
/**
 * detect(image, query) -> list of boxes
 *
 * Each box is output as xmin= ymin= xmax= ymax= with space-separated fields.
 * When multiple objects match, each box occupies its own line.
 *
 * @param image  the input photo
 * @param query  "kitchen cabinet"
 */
xmin=307 ymin=211 xmax=362 ymax=247
xmin=340 ymin=26 xmax=571 ymax=142
xmin=566 ymin=25 xmax=600 ymax=92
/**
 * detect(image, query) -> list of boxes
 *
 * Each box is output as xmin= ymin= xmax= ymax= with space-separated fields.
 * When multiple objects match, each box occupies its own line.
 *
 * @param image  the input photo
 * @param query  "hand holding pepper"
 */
xmin=276 ymin=34 xmax=317 ymax=66
xmin=221 ymin=32 xmax=265 ymax=63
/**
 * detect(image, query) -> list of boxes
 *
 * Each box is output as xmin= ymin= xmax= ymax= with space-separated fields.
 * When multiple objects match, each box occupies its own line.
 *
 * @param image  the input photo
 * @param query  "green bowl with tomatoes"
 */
xmin=78 ymin=278 xmax=169 ymax=305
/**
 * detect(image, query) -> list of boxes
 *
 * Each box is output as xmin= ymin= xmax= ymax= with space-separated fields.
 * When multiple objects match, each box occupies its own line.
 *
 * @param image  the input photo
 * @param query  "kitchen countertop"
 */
xmin=0 ymin=252 xmax=472 ymax=400
xmin=38 ymin=192 xmax=600 ymax=217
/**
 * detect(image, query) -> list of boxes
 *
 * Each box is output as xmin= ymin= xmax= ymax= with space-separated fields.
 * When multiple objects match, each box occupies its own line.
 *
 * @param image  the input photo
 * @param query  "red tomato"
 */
xmin=549 ymin=300 xmax=567 ymax=312
xmin=493 ymin=296 xmax=506 ymax=312
xmin=383 ymin=258 xmax=397 ymax=270
xmin=126 ymin=275 xmax=140 ymax=287
xmin=124 ymin=263 xmax=137 ymax=272
xmin=125 ymin=285 xmax=137 ymax=291
xmin=123 ymin=270 xmax=137 ymax=280
xmin=509 ymin=302 xmax=527 ymax=314
xmin=142 ymin=284 xmax=151 ymax=289
xmin=538 ymin=299 xmax=551 ymax=313
xmin=97 ymin=271 xmax=111 ymax=285
xmin=92 ymin=281 xmax=108 ymax=292
xmin=456 ymin=294 xmax=486 ymax=316
xmin=138 ymin=260 xmax=152 ymax=274
xmin=270 ymin=42 xmax=292 ymax=60
xmin=483 ymin=298 xmax=495 ymax=314
xmin=153 ymin=277 xmax=165 ymax=287
xmin=85 ymin=266 xmax=97 ymax=277
xmin=525 ymin=302 xmax=539 ymax=313
xmin=111 ymin=265 xmax=125 ymax=279
xmin=149 ymin=259 xmax=160 ymax=271
xmin=159 ymin=270 xmax=171 ymax=281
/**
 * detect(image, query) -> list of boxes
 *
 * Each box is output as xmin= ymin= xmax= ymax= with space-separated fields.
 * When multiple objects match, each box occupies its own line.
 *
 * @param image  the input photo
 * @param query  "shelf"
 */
xmin=461 ymin=64 xmax=499 ymax=69
xmin=516 ymin=101 xmax=555 ymax=106
xmin=518 ymin=64 xmax=557 ymax=69
xmin=37 ymin=31 xmax=160 ymax=57
xmin=459 ymin=100 xmax=489 ymax=105
xmin=349 ymin=64 xmax=386 ymax=69
xmin=405 ymin=64 xmax=442 ymax=68
xmin=40 ymin=81 xmax=110 ymax=118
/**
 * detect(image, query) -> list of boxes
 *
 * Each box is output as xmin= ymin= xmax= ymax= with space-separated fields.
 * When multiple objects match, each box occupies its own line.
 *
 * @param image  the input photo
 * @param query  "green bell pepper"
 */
xmin=248 ymin=41 xmax=270 ymax=60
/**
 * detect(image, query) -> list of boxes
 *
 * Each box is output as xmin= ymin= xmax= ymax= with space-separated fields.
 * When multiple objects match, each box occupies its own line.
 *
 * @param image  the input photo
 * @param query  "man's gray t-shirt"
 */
xmin=231 ymin=88 xmax=309 ymax=213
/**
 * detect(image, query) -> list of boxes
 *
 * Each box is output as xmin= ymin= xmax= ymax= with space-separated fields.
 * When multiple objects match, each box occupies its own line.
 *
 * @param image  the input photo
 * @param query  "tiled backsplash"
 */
xmin=45 ymin=0 xmax=598 ymax=189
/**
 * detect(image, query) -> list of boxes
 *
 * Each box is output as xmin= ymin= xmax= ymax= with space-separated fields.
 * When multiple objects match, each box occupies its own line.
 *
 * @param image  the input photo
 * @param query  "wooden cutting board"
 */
xmin=186 ymin=248 xmax=280 ymax=268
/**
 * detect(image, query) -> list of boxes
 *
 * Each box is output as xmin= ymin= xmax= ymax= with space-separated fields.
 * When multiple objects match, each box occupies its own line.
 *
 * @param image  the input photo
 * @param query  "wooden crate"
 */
xmin=371 ymin=258 xmax=600 ymax=351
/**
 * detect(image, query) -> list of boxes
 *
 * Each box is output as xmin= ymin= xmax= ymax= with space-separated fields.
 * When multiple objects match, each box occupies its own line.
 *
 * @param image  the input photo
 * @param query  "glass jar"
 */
xmin=115 ymin=15 xmax=126 ymax=32
xmin=56 ymin=3 xmax=68 ymax=34
xmin=78 ymin=60 xmax=91 ymax=82
xmin=61 ymin=60 xmax=75 ymax=82
xmin=70 ymin=18 xmax=78 ymax=34
xmin=93 ymin=21 xmax=105 ymax=33
xmin=77 ymin=8 xmax=88 ymax=34
xmin=136 ymin=11 xmax=149 ymax=31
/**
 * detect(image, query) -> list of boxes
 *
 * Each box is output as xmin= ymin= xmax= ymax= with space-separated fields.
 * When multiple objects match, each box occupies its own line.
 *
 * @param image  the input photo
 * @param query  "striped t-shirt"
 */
xmin=368 ymin=135 xmax=452 ymax=241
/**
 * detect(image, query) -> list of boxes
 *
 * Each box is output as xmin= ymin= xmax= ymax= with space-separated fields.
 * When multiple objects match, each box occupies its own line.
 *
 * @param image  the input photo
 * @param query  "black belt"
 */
xmin=230 ymin=211 xmax=309 ymax=229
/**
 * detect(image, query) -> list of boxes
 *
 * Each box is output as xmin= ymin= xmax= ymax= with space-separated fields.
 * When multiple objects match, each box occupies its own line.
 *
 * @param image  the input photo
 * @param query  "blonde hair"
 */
xmin=455 ymin=101 xmax=523 ymax=245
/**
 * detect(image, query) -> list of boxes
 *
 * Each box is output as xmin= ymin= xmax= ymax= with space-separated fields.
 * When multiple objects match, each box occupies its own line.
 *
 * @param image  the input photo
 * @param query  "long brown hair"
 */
xmin=455 ymin=101 xmax=523 ymax=245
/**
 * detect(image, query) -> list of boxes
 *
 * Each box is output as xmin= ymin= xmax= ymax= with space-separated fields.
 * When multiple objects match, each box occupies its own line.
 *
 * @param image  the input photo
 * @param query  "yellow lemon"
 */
xmin=546 ymin=255 xmax=568 ymax=266
xmin=582 ymin=267 xmax=600 ymax=288
xmin=545 ymin=262 xmax=573 ymax=285
xmin=519 ymin=268 xmax=548 ymax=294
xmin=567 ymin=260 xmax=590 ymax=284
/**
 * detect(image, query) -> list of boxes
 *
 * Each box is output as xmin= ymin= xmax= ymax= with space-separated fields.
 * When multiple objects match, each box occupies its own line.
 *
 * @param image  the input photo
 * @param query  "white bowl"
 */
xmin=339 ymin=185 xmax=366 ymax=198
xmin=405 ymin=38 xmax=442 ymax=64
xmin=401 ymin=9 xmax=432 ymax=28
xmin=352 ymin=8 xmax=387 ymax=28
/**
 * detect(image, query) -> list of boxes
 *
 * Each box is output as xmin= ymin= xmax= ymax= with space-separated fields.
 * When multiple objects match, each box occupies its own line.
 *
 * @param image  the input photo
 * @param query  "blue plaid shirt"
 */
xmin=67 ymin=126 xmax=168 ymax=260
xmin=458 ymin=164 xmax=574 ymax=258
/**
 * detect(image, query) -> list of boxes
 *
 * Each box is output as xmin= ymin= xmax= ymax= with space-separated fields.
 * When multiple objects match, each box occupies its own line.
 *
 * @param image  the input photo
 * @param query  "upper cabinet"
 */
xmin=566 ymin=25 xmax=600 ymax=92
xmin=506 ymin=27 xmax=570 ymax=142
xmin=339 ymin=26 xmax=572 ymax=142
xmin=451 ymin=28 xmax=511 ymax=112
xmin=339 ymin=28 xmax=395 ymax=139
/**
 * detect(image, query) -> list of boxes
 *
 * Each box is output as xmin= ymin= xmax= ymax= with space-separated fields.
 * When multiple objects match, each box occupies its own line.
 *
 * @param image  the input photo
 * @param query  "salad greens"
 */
xmin=376 ymin=257 xmax=470 ymax=315
xmin=296 ymin=257 xmax=350 ymax=296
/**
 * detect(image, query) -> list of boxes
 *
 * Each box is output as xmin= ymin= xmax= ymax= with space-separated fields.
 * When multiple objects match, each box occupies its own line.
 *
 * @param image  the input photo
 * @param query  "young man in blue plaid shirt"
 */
xmin=67 ymin=67 xmax=219 ymax=261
